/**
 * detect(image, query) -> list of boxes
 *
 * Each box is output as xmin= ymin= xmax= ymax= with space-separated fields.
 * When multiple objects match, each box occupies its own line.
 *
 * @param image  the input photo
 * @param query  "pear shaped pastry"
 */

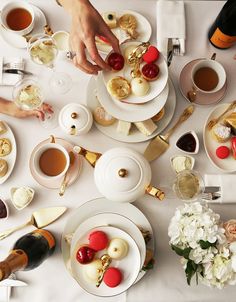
xmin=107 ymin=238 xmax=129 ymax=260
xmin=83 ymin=259 xmax=103 ymax=282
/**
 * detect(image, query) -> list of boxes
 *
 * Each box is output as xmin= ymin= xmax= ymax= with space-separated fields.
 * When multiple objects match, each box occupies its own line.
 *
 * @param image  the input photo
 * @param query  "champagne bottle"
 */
xmin=0 ymin=229 xmax=56 ymax=281
xmin=208 ymin=0 xmax=236 ymax=49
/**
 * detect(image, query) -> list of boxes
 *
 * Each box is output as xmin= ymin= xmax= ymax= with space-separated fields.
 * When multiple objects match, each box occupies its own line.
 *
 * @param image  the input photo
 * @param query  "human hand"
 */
xmin=68 ymin=0 xmax=120 ymax=74
xmin=12 ymin=103 xmax=53 ymax=121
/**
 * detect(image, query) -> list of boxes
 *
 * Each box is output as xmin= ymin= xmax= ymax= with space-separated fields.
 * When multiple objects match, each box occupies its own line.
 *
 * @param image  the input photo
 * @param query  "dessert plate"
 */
xmin=71 ymin=225 xmax=141 ymax=297
xmin=0 ymin=5 xmax=47 ymax=49
xmin=61 ymin=197 xmax=155 ymax=284
xmin=29 ymin=137 xmax=82 ymax=189
xmin=71 ymin=213 xmax=146 ymax=269
xmin=0 ymin=121 xmax=17 ymax=184
xmin=103 ymin=41 xmax=168 ymax=104
xmin=96 ymin=10 xmax=152 ymax=54
xmin=87 ymin=77 xmax=176 ymax=143
xmin=203 ymin=103 xmax=236 ymax=172
xmin=179 ymin=58 xmax=227 ymax=106
xmin=95 ymin=73 xmax=169 ymax=122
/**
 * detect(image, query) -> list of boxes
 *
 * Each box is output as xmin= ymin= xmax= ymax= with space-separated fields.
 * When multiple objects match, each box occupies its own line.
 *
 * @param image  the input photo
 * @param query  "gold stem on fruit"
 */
xmin=96 ymin=254 xmax=111 ymax=287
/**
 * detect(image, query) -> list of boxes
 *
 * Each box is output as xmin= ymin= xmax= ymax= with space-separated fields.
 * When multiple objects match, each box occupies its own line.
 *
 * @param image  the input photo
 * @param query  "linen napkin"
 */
xmin=204 ymin=174 xmax=236 ymax=203
xmin=0 ymin=57 xmax=24 ymax=86
xmin=156 ymin=0 xmax=186 ymax=57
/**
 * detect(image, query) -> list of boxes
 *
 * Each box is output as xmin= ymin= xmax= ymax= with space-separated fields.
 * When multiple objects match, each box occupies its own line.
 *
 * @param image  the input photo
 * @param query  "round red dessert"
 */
xmin=143 ymin=46 xmax=160 ymax=64
xmin=103 ymin=267 xmax=122 ymax=288
xmin=107 ymin=52 xmax=124 ymax=71
xmin=141 ymin=63 xmax=160 ymax=81
xmin=76 ymin=245 xmax=96 ymax=264
xmin=88 ymin=230 xmax=108 ymax=251
xmin=216 ymin=146 xmax=230 ymax=159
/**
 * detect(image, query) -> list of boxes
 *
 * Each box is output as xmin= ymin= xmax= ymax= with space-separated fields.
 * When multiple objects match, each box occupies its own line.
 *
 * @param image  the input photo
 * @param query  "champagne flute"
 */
xmin=28 ymin=34 xmax=72 ymax=94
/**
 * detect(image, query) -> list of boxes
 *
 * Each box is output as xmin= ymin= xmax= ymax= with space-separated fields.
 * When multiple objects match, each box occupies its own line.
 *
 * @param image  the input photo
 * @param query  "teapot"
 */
xmin=73 ymin=146 xmax=164 ymax=203
xmin=59 ymin=103 xmax=93 ymax=136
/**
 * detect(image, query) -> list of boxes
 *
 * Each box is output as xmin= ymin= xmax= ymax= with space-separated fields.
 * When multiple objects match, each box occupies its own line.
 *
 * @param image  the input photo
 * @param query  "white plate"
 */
xmin=61 ymin=197 xmax=155 ymax=284
xmin=71 ymin=213 xmax=146 ymax=269
xmin=0 ymin=5 xmax=47 ymax=49
xmin=102 ymin=42 xmax=168 ymax=104
xmin=71 ymin=225 xmax=141 ymax=297
xmin=87 ymin=77 xmax=176 ymax=142
xmin=95 ymin=73 xmax=169 ymax=122
xmin=0 ymin=121 xmax=17 ymax=184
xmin=96 ymin=10 xmax=152 ymax=54
xmin=203 ymin=103 xmax=236 ymax=172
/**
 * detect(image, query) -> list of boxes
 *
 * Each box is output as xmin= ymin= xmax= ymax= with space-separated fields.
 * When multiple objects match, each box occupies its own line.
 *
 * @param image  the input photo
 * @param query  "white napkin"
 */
xmin=204 ymin=174 xmax=236 ymax=203
xmin=156 ymin=0 xmax=186 ymax=56
xmin=0 ymin=57 xmax=24 ymax=86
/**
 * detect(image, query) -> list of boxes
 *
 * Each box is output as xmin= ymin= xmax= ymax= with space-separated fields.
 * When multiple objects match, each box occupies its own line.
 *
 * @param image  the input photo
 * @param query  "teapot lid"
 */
xmin=59 ymin=103 xmax=92 ymax=134
xmin=94 ymin=147 xmax=151 ymax=203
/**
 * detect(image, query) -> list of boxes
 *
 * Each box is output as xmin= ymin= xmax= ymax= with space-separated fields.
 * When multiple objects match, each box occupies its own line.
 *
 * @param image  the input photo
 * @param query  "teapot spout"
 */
xmin=73 ymin=146 xmax=102 ymax=168
xmin=145 ymin=185 xmax=165 ymax=201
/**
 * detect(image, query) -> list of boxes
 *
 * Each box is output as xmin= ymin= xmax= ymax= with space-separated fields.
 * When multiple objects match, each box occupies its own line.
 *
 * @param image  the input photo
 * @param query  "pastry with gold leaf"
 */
xmin=211 ymin=123 xmax=231 ymax=143
xmin=107 ymin=76 xmax=131 ymax=100
xmin=224 ymin=112 xmax=236 ymax=134
xmin=0 ymin=138 xmax=12 ymax=157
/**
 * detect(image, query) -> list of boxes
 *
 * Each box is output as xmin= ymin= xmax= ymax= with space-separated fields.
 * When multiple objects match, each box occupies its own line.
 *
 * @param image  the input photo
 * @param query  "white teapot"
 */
xmin=74 ymin=146 xmax=164 ymax=203
xmin=59 ymin=103 xmax=93 ymax=136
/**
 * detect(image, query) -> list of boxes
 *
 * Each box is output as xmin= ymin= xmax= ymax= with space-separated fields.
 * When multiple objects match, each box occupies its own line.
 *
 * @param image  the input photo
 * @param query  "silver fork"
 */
xmin=3 ymin=62 xmax=24 ymax=70
xmin=172 ymin=38 xmax=181 ymax=56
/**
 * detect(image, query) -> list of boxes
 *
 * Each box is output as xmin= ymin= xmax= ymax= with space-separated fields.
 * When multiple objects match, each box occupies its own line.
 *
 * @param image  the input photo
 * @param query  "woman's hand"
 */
xmin=60 ymin=0 xmax=120 ymax=74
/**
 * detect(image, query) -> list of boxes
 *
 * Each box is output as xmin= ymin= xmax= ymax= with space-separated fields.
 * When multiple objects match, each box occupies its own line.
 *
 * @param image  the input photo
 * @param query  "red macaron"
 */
xmin=143 ymin=46 xmax=160 ymax=64
xmin=88 ymin=230 xmax=109 ymax=251
xmin=216 ymin=146 xmax=230 ymax=159
xmin=103 ymin=267 xmax=123 ymax=288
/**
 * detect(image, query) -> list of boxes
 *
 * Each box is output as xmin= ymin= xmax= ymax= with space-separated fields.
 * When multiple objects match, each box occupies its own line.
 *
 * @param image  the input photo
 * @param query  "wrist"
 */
xmin=59 ymin=0 xmax=90 ymax=14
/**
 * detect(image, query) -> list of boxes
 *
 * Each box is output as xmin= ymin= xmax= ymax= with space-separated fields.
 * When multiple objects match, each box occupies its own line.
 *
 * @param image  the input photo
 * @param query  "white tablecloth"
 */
xmin=1 ymin=1 xmax=236 ymax=301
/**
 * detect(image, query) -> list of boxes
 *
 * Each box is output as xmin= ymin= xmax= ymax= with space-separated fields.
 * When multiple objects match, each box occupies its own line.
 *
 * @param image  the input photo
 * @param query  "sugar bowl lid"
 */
xmin=94 ymin=147 xmax=152 ymax=203
xmin=59 ymin=103 xmax=93 ymax=135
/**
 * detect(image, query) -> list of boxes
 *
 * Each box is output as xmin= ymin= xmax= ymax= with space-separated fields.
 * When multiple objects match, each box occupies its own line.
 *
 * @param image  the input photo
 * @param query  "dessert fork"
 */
xmin=173 ymin=38 xmax=181 ymax=56
xmin=201 ymin=192 xmax=221 ymax=201
xmin=207 ymin=100 xmax=236 ymax=130
xmin=3 ymin=62 xmax=24 ymax=70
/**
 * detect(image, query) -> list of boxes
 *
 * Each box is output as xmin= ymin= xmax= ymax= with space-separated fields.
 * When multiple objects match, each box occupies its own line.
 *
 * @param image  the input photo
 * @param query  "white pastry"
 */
xmin=117 ymin=120 xmax=131 ymax=136
xmin=131 ymin=77 xmax=150 ymax=96
xmin=212 ymin=123 xmax=231 ymax=143
xmin=134 ymin=119 xmax=157 ymax=136
xmin=93 ymin=106 xmax=116 ymax=126
xmin=102 ymin=12 xmax=117 ymax=29
xmin=107 ymin=238 xmax=129 ymax=260
xmin=11 ymin=187 xmax=35 ymax=210
xmin=83 ymin=259 xmax=103 ymax=282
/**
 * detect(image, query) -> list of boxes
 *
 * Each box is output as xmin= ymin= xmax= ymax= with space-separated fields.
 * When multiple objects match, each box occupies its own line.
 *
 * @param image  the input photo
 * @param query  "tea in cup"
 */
xmin=0 ymin=1 xmax=35 ymax=36
xmin=33 ymin=143 xmax=70 ymax=180
xmin=191 ymin=59 xmax=226 ymax=94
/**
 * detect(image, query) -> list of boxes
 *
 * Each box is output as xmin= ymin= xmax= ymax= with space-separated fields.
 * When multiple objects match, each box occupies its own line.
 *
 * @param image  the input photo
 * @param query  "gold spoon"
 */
xmin=59 ymin=151 xmax=75 ymax=196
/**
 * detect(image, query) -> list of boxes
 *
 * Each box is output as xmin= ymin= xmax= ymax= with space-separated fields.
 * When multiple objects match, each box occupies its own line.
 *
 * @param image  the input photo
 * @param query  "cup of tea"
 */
xmin=33 ymin=143 xmax=70 ymax=180
xmin=191 ymin=59 xmax=226 ymax=94
xmin=0 ymin=1 xmax=35 ymax=36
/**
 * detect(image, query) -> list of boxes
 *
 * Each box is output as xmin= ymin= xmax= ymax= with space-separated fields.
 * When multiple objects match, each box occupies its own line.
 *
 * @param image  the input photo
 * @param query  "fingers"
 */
xmin=35 ymin=111 xmax=45 ymax=121
xmin=101 ymin=27 xmax=120 ymax=53
xmin=71 ymin=39 xmax=102 ymax=74
xmin=41 ymin=103 xmax=54 ymax=114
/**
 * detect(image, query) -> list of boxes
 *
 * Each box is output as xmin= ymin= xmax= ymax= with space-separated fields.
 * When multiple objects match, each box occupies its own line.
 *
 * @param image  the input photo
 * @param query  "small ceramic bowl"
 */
xmin=0 ymin=197 xmax=9 ymax=220
xmin=10 ymin=187 xmax=35 ymax=210
xmin=170 ymin=155 xmax=195 ymax=174
xmin=175 ymin=130 xmax=199 ymax=154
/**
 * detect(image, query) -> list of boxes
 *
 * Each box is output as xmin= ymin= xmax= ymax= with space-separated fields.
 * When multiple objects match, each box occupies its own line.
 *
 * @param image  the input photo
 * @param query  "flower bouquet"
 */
xmin=168 ymin=202 xmax=236 ymax=288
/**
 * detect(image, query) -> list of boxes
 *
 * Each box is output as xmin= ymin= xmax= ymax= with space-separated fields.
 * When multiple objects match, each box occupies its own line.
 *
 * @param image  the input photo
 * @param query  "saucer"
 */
xmin=179 ymin=59 xmax=227 ymax=106
xmin=29 ymin=137 xmax=82 ymax=189
xmin=0 ymin=5 xmax=47 ymax=49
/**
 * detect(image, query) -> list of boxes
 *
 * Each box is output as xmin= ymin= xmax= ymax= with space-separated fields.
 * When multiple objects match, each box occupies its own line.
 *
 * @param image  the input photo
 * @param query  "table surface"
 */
xmin=1 ymin=0 xmax=236 ymax=302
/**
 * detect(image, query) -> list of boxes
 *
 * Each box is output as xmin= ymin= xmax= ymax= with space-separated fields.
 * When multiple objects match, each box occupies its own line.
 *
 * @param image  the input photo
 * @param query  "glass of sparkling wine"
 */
xmin=28 ymin=34 xmax=72 ymax=94
xmin=172 ymin=170 xmax=205 ymax=202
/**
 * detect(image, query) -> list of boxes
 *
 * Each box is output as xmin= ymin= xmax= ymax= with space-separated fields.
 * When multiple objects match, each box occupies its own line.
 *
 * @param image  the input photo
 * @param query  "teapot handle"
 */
xmin=145 ymin=185 xmax=165 ymax=201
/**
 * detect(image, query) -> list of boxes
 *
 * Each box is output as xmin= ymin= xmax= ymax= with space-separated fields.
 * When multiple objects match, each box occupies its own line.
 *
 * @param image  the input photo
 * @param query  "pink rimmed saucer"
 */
xmin=29 ymin=137 xmax=82 ymax=189
xmin=179 ymin=59 xmax=227 ymax=106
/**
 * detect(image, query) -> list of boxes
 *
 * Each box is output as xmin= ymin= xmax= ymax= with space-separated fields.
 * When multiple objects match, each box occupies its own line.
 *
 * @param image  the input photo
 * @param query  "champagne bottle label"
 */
xmin=210 ymin=27 xmax=236 ymax=48
xmin=33 ymin=229 xmax=56 ymax=249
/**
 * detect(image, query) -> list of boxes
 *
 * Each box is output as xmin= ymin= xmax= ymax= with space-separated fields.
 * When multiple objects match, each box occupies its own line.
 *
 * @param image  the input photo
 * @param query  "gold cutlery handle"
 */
xmin=0 ymin=220 xmax=32 ymax=241
xmin=146 ymin=185 xmax=165 ymax=200
xmin=163 ymin=105 xmax=195 ymax=140
xmin=59 ymin=174 xmax=68 ymax=197
xmin=207 ymin=100 xmax=236 ymax=130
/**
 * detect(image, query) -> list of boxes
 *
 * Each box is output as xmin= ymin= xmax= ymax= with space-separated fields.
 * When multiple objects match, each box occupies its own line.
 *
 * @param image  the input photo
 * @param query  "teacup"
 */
xmin=191 ymin=59 xmax=226 ymax=94
xmin=33 ymin=143 xmax=70 ymax=180
xmin=0 ymin=1 xmax=35 ymax=36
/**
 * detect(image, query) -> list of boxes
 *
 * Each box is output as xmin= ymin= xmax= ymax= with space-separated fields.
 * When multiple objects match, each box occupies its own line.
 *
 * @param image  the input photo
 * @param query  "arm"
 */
xmin=0 ymin=98 xmax=53 ymax=120
xmin=58 ymin=0 xmax=120 ymax=74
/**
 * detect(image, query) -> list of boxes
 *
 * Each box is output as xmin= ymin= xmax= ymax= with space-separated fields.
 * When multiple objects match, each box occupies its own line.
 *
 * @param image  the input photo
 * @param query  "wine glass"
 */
xmin=172 ymin=170 xmax=205 ymax=202
xmin=12 ymin=77 xmax=58 ymax=129
xmin=28 ymin=34 xmax=72 ymax=94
